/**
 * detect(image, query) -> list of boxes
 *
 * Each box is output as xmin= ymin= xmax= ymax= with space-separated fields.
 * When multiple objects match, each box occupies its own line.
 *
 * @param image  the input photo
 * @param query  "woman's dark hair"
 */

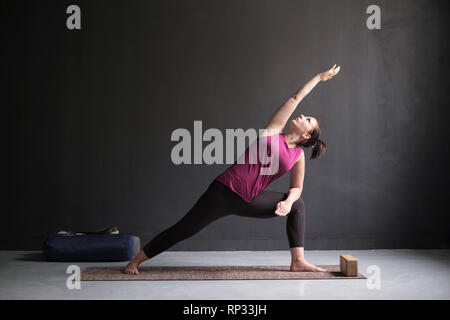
xmin=298 ymin=121 xmax=327 ymax=160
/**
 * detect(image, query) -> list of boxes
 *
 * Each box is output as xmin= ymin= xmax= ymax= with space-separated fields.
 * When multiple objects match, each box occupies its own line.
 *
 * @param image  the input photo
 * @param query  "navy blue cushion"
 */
xmin=42 ymin=234 xmax=140 ymax=262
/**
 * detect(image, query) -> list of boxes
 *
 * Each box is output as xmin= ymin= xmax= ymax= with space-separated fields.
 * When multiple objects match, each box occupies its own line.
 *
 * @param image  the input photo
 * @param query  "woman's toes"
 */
xmin=316 ymin=267 xmax=327 ymax=272
xmin=127 ymin=269 xmax=137 ymax=275
xmin=291 ymin=261 xmax=328 ymax=272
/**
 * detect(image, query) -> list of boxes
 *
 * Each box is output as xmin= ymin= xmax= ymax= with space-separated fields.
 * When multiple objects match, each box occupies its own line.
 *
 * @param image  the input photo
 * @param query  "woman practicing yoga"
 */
xmin=124 ymin=64 xmax=341 ymax=275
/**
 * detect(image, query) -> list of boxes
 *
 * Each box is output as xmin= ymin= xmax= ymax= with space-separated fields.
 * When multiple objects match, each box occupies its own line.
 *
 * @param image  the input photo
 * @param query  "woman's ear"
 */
xmin=302 ymin=132 xmax=311 ymax=140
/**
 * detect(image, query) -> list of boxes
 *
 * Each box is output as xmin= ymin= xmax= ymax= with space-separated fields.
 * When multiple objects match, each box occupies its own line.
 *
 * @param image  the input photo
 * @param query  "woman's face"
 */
xmin=290 ymin=114 xmax=318 ymax=138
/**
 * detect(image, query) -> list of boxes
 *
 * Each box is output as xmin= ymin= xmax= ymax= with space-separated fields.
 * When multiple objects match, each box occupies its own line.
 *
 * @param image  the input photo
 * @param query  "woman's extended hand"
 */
xmin=319 ymin=64 xmax=341 ymax=81
xmin=275 ymin=200 xmax=292 ymax=216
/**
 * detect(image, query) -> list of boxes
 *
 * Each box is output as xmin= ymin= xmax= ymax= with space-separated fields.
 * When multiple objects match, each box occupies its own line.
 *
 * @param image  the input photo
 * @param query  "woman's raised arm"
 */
xmin=263 ymin=64 xmax=341 ymax=134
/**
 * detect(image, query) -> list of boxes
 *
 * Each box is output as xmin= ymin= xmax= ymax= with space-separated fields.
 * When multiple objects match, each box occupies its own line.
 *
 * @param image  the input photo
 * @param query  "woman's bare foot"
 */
xmin=123 ymin=250 xmax=149 ymax=275
xmin=290 ymin=260 xmax=327 ymax=272
xmin=124 ymin=260 xmax=140 ymax=275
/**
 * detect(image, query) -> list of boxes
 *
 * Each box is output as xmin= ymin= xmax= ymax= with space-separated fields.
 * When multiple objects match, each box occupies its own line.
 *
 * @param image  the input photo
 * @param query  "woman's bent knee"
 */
xmin=290 ymin=197 xmax=305 ymax=214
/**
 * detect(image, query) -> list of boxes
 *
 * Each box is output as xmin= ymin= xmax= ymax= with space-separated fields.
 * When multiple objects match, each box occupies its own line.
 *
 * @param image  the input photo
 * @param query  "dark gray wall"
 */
xmin=4 ymin=0 xmax=450 ymax=251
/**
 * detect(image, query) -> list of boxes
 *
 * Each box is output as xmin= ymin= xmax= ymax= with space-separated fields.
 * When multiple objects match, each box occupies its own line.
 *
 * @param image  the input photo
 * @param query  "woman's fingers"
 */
xmin=326 ymin=66 xmax=341 ymax=80
xmin=328 ymin=64 xmax=340 ymax=74
xmin=275 ymin=201 xmax=292 ymax=216
xmin=334 ymin=66 xmax=341 ymax=74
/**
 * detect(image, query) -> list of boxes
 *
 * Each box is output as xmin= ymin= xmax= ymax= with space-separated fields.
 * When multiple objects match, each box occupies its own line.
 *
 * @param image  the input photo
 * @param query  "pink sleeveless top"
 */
xmin=215 ymin=133 xmax=303 ymax=203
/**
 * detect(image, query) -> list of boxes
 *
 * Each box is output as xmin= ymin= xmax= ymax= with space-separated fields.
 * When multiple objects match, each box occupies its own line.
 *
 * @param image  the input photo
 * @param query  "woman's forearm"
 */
xmin=264 ymin=65 xmax=340 ymax=131
xmin=293 ymin=64 xmax=341 ymax=101
xmin=265 ymin=74 xmax=322 ymax=130
xmin=292 ymin=74 xmax=322 ymax=102
xmin=285 ymin=187 xmax=302 ymax=203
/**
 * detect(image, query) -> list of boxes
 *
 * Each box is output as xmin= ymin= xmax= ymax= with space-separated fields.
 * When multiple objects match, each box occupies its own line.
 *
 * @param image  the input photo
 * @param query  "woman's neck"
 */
xmin=284 ymin=131 xmax=303 ymax=148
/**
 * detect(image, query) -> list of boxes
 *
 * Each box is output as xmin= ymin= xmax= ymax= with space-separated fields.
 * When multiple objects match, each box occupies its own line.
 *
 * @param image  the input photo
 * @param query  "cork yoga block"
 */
xmin=340 ymin=254 xmax=358 ymax=277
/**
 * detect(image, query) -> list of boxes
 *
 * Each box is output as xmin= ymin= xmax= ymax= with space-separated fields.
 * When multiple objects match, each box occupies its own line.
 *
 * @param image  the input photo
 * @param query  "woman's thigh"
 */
xmin=235 ymin=190 xmax=288 ymax=219
xmin=180 ymin=180 xmax=248 ymax=224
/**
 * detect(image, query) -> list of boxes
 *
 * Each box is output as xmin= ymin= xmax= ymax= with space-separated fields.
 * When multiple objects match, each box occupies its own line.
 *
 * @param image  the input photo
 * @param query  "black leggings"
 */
xmin=142 ymin=180 xmax=306 ymax=259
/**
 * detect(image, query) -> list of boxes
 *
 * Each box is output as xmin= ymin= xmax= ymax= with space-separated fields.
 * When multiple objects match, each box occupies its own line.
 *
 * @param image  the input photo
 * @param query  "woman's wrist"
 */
xmin=315 ymin=73 xmax=323 ymax=82
xmin=284 ymin=198 xmax=296 ymax=204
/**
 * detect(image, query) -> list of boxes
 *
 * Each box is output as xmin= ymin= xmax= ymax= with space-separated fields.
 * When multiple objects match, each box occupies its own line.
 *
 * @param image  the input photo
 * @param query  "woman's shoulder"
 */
xmin=294 ymin=148 xmax=305 ymax=164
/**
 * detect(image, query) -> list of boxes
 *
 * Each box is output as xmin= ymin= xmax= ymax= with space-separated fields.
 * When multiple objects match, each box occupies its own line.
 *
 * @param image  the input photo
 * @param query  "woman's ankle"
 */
xmin=291 ymin=258 xmax=306 ymax=264
xmin=289 ymin=247 xmax=305 ymax=263
xmin=132 ymin=250 xmax=149 ymax=263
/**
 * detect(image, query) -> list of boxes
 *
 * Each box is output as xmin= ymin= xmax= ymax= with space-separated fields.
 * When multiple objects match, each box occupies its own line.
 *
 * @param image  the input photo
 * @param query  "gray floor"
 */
xmin=0 ymin=249 xmax=449 ymax=300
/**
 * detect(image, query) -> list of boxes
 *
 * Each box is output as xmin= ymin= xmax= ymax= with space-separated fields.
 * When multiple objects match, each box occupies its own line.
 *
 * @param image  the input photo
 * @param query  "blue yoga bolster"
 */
xmin=42 ymin=233 xmax=140 ymax=262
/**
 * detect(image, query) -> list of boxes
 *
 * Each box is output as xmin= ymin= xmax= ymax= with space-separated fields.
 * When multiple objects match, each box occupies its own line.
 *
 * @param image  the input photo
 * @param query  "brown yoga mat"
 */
xmin=80 ymin=265 xmax=366 ymax=281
